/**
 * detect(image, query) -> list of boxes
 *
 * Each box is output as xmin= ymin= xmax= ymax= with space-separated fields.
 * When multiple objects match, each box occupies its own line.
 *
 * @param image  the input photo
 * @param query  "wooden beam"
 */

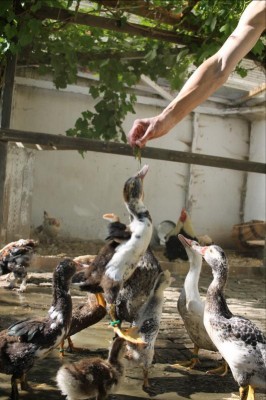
xmin=0 ymin=128 xmax=265 ymax=174
xmin=34 ymin=6 xmax=201 ymax=45
xmin=91 ymin=0 xmax=184 ymax=25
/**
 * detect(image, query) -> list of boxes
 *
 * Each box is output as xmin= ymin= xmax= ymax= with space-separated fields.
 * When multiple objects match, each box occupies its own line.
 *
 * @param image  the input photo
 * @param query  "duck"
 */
xmin=101 ymin=164 xmax=153 ymax=312
xmin=164 ymin=208 xmax=212 ymax=261
xmin=73 ymin=165 xmax=153 ymax=344
xmin=56 ymin=336 xmax=126 ymax=400
xmin=126 ymin=270 xmax=173 ymax=390
xmin=0 ymin=258 xmax=76 ymax=400
xmin=62 ymin=214 xmax=130 ymax=353
xmin=0 ymin=238 xmax=38 ymax=292
xmin=171 ymin=234 xmax=227 ymax=375
xmin=192 ymin=242 xmax=266 ymax=400
xmin=115 ymin=246 xmax=163 ymax=324
xmin=71 ymin=213 xmax=131 ymax=303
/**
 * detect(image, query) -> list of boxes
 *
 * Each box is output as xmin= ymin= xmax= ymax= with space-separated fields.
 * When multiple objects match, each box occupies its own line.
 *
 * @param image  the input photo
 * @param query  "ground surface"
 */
xmin=0 ymin=240 xmax=265 ymax=400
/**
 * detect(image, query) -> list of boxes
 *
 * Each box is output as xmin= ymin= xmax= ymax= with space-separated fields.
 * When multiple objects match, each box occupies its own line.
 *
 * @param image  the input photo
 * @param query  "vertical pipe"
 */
xmin=0 ymin=52 xmax=17 ymax=242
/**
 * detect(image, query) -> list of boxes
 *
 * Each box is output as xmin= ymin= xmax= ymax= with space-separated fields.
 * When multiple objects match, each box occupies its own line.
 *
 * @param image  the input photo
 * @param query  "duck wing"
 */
xmin=72 ymin=241 xmax=119 ymax=291
xmin=7 ymin=318 xmax=47 ymax=342
xmin=218 ymin=315 xmax=266 ymax=346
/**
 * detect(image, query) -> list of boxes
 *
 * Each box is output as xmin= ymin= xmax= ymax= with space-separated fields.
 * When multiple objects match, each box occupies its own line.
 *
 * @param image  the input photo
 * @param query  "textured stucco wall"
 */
xmin=9 ymin=77 xmax=265 ymax=247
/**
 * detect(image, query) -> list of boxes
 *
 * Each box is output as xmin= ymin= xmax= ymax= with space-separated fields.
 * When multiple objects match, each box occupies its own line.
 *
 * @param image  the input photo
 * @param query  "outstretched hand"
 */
xmin=127 ymin=118 xmax=154 ymax=148
xmin=127 ymin=116 xmax=168 ymax=148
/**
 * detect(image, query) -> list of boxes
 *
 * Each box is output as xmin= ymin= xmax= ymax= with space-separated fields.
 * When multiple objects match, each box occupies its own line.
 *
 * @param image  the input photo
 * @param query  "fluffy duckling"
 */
xmin=0 ymin=258 xmax=76 ymax=400
xmin=0 ymin=238 xmax=38 ymax=292
xmin=126 ymin=270 xmax=173 ymax=390
xmin=56 ymin=336 xmax=126 ymax=400
xmin=192 ymin=242 xmax=266 ymax=400
xmin=171 ymin=234 xmax=227 ymax=375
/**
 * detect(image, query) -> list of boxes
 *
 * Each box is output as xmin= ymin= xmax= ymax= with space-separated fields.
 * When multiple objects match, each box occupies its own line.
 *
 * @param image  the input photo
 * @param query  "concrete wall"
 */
xmin=8 ymin=75 xmax=265 ymax=247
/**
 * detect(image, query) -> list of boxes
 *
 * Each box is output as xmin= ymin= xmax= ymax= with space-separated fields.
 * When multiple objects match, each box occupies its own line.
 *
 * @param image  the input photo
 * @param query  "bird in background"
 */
xmin=35 ymin=210 xmax=61 ymax=243
xmin=0 ymin=238 xmax=38 ymax=292
xmin=164 ymin=208 xmax=212 ymax=261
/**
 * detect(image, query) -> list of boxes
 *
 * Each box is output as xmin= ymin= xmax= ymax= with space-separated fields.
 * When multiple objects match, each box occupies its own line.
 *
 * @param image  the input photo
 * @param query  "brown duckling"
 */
xmin=0 ymin=238 xmax=38 ymax=292
xmin=0 ymin=258 xmax=76 ymax=400
xmin=56 ymin=336 xmax=126 ymax=400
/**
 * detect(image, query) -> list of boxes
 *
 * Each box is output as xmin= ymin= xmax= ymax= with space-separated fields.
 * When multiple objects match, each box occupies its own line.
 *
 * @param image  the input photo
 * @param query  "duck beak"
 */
xmin=102 ymin=213 xmax=119 ymax=222
xmin=135 ymin=164 xmax=149 ymax=179
xmin=178 ymin=234 xmax=192 ymax=247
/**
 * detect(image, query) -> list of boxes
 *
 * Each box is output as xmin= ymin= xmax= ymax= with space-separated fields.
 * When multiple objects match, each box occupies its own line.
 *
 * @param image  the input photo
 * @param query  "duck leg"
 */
xmin=239 ymin=385 xmax=255 ymax=400
xmin=171 ymin=345 xmax=200 ymax=369
xmin=18 ymin=276 xmax=27 ymax=293
xmin=11 ymin=375 xmax=19 ymax=400
xmin=20 ymin=372 xmax=30 ymax=390
xmin=108 ymin=304 xmax=146 ymax=345
xmin=206 ymin=359 xmax=228 ymax=376
xmin=59 ymin=340 xmax=65 ymax=357
xmin=143 ymin=367 xmax=149 ymax=389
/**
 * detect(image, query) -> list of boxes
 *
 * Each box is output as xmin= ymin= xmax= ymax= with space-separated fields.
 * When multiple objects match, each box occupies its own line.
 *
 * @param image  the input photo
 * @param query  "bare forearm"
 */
xmin=158 ymin=0 xmax=266 ymax=135
xmin=128 ymin=0 xmax=266 ymax=148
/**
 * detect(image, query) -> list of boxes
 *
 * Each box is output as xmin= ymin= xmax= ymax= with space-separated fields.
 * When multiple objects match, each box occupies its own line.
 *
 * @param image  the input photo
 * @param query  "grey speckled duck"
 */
xmin=193 ymin=243 xmax=266 ymax=400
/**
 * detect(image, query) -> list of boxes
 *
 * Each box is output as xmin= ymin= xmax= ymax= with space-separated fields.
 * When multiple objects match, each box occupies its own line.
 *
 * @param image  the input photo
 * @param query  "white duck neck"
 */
xmin=184 ymin=254 xmax=202 ymax=303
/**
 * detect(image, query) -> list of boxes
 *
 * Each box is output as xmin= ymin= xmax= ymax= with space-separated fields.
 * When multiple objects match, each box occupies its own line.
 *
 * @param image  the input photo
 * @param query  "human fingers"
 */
xmin=127 ymin=120 xmax=148 ymax=147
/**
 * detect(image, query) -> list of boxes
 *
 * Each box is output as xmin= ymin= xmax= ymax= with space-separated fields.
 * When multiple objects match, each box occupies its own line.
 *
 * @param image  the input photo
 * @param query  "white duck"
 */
xmin=100 ymin=164 xmax=153 ymax=343
xmin=172 ymin=234 xmax=227 ymax=375
xmin=126 ymin=269 xmax=173 ymax=390
xmin=192 ymin=242 xmax=266 ymax=400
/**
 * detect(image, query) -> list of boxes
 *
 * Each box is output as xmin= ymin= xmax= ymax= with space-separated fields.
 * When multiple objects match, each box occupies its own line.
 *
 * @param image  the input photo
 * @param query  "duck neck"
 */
xmin=50 ymin=278 xmax=72 ymax=328
xmin=205 ymin=264 xmax=232 ymax=317
xmin=184 ymin=257 xmax=202 ymax=303
xmin=127 ymin=199 xmax=151 ymax=222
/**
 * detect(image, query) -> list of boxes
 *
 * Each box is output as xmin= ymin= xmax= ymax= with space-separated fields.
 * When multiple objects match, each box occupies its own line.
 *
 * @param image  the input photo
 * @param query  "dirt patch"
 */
xmin=34 ymin=237 xmax=264 ymax=268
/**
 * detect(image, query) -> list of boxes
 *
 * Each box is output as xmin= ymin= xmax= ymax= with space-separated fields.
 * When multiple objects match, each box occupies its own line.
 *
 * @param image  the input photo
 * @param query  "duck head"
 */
xmin=123 ymin=165 xmax=148 ymax=204
xmin=178 ymin=234 xmax=202 ymax=265
xmin=53 ymin=258 xmax=77 ymax=290
xmin=190 ymin=243 xmax=228 ymax=276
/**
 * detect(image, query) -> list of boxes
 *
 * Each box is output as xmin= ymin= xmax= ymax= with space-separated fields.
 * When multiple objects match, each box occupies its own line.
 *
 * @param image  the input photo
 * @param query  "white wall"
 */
xmin=10 ymin=77 xmax=265 ymax=247
xmin=244 ymin=118 xmax=266 ymax=221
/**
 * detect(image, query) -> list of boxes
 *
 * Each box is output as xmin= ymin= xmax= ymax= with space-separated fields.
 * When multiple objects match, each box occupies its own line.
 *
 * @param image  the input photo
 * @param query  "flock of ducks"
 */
xmin=0 ymin=164 xmax=265 ymax=400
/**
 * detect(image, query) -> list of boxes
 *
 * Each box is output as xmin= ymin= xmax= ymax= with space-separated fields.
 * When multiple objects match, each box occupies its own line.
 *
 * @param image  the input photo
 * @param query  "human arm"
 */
xmin=128 ymin=0 xmax=266 ymax=148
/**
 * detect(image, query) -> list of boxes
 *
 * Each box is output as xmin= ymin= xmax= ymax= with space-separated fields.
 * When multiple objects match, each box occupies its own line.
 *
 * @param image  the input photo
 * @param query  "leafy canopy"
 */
xmin=0 ymin=0 xmax=264 ymax=142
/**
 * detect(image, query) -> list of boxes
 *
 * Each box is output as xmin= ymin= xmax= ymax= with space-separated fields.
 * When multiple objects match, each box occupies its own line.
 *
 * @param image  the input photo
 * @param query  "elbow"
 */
xmin=207 ymin=55 xmax=232 ymax=87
